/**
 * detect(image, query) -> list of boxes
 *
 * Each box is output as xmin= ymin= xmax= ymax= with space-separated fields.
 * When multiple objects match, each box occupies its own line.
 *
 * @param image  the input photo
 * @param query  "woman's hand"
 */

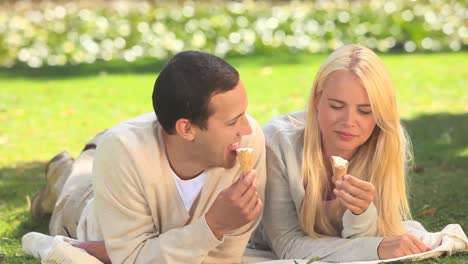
xmin=323 ymin=198 xmax=347 ymax=229
xmin=333 ymin=174 xmax=375 ymax=215
xmin=378 ymin=234 xmax=432 ymax=259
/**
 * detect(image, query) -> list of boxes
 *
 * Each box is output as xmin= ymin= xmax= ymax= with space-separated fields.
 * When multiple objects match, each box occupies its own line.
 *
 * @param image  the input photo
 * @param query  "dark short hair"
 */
xmin=152 ymin=51 xmax=239 ymax=134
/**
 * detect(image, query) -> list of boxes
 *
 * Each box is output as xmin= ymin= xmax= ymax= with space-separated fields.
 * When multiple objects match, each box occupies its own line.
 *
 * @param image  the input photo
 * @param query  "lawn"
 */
xmin=0 ymin=52 xmax=467 ymax=263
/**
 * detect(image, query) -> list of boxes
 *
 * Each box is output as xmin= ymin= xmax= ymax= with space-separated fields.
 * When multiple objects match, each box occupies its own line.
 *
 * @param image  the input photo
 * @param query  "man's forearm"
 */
xmin=72 ymin=240 xmax=111 ymax=264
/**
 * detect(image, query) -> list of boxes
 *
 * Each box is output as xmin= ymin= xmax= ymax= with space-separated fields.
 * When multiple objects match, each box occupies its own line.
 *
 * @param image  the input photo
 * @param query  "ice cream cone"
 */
xmin=331 ymin=156 xmax=348 ymax=183
xmin=236 ymin=148 xmax=254 ymax=173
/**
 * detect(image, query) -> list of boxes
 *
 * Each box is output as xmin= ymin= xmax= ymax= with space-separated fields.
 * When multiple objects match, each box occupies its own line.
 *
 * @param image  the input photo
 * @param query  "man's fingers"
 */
xmin=251 ymin=176 xmax=257 ymax=191
xmin=248 ymin=198 xmax=263 ymax=220
xmin=240 ymin=172 xmax=258 ymax=199
xmin=245 ymin=191 xmax=259 ymax=211
xmin=231 ymin=170 xmax=256 ymax=196
xmin=238 ymin=184 xmax=257 ymax=205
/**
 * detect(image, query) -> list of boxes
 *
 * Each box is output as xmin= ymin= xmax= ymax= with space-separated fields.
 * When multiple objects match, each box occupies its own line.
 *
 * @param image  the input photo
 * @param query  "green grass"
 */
xmin=0 ymin=52 xmax=467 ymax=263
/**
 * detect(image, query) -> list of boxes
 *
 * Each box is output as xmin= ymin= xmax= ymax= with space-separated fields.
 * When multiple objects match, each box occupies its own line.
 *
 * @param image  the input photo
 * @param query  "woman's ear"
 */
xmin=174 ymin=118 xmax=195 ymax=141
xmin=314 ymin=92 xmax=322 ymax=112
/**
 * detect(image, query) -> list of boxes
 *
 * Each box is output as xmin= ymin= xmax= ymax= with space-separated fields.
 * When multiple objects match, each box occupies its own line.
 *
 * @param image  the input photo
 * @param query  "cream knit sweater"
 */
xmin=91 ymin=113 xmax=266 ymax=264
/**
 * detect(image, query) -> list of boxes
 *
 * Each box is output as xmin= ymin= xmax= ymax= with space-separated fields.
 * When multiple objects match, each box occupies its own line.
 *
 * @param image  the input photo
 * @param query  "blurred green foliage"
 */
xmin=1 ymin=0 xmax=466 ymax=68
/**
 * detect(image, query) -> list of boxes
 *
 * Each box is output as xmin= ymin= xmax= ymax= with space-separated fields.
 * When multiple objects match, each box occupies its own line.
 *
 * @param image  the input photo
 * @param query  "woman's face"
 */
xmin=316 ymin=70 xmax=377 ymax=160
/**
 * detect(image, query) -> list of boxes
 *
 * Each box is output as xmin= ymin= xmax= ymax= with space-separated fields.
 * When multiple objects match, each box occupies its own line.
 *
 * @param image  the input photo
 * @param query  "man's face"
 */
xmin=193 ymin=81 xmax=252 ymax=169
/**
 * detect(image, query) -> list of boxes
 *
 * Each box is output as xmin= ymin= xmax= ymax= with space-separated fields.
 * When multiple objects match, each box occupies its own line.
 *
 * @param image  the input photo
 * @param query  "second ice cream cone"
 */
xmin=331 ymin=156 xmax=348 ymax=183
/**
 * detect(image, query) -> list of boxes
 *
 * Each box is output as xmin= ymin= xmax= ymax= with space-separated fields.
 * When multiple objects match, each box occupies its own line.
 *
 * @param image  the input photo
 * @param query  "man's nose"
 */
xmin=240 ymin=115 xmax=252 ymax=136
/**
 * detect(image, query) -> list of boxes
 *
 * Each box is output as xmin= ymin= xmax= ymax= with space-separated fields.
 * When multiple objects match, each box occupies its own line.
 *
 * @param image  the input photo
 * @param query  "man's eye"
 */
xmin=227 ymin=120 xmax=237 ymax=126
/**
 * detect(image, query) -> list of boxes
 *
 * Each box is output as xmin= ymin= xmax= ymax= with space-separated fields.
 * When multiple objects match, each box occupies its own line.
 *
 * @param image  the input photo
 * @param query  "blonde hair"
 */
xmin=300 ymin=44 xmax=412 ymax=238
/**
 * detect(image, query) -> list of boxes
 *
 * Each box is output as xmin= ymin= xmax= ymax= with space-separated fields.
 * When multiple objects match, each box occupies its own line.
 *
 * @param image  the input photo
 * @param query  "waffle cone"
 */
xmin=331 ymin=156 xmax=348 ymax=183
xmin=332 ymin=165 xmax=348 ymax=183
xmin=236 ymin=148 xmax=254 ymax=173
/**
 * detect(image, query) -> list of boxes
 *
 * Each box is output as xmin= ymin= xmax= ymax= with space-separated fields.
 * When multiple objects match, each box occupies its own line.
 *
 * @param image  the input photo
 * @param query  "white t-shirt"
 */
xmin=173 ymin=171 xmax=208 ymax=211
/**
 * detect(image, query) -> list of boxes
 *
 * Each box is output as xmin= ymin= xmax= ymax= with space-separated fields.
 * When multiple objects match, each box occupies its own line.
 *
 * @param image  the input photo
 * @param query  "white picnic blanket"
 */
xmin=23 ymin=220 xmax=467 ymax=264
xmin=252 ymin=221 xmax=468 ymax=264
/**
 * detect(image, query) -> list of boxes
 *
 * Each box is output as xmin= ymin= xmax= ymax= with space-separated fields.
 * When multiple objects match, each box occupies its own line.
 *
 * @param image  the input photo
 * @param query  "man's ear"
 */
xmin=174 ymin=118 xmax=196 ymax=141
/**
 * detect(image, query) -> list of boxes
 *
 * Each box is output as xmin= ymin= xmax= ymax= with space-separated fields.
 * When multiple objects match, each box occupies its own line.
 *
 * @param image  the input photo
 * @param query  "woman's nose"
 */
xmin=342 ymin=108 xmax=356 ymax=127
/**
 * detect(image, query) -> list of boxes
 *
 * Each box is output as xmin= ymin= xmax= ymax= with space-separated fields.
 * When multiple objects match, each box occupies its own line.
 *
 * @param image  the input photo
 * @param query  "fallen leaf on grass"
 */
xmin=421 ymin=208 xmax=438 ymax=216
xmin=290 ymin=91 xmax=301 ymax=99
xmin=61 ymin=108 xmax=77 ymax=117
xmin=0 ymin=135 xmax=8 ymax=145
xmin=260 ymin=66 xmax=272 ymax=75
xmin=411 ymin=166 xmax=425 ymax=173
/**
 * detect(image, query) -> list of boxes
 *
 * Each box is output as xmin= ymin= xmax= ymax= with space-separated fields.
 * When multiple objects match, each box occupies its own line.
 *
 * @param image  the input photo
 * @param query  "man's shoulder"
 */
xmin=110 ymin=112 xmax=158 ymax=132
xmin=99 ymin=112 xmax=160 ymax=149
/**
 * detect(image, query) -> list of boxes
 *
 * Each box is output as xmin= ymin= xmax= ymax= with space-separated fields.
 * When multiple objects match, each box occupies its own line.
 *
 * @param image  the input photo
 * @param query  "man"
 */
xmin=27 ymin=51 xmax=266 ymax=263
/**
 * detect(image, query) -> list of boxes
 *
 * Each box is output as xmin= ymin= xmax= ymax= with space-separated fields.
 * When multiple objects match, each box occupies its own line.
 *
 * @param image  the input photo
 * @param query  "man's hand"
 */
xmin=378 ymin=234 xmax=432 ymax=259
xmin=205 ymin=170 xmax=263 ymax=239
xmin=71 ymin=240 xmax=111 ymax=264
xmin=333 ymin=174 xmax=375 ymax=215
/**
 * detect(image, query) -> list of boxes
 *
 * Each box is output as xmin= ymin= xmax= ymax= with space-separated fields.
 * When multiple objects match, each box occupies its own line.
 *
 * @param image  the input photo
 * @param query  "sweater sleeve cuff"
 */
xmin=188 ymin=215 xmax=224 ymax=251
xmin=358 ymin=236 xmax=385 ymax=260
xmin=342 ymin=202 xmax=378 ymax=238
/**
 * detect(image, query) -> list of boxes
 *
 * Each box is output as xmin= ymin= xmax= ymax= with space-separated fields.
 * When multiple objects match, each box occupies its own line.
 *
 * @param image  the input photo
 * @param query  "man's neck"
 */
xmin=162 ymin=132 xmax=206 ymax=180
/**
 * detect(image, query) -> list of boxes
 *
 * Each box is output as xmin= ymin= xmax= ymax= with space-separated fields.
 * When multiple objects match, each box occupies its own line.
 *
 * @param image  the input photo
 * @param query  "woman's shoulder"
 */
xmin=263 ymin=111 xmax=305 ymax=149
xmin=263 ymin=110 xmax=305 ymax=138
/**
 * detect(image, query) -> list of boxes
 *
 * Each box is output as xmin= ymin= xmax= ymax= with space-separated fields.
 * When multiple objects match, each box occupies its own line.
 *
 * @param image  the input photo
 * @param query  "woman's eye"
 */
xmin=330 ymin=105 xmax=343 ymax=109
xmin=359 ymin=109 xmax=372 ymax=115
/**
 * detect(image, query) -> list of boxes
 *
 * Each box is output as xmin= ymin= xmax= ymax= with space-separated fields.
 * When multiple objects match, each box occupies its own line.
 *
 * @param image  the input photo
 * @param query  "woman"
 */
xmin=255 ymin=44 xmax=432 ymax=262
